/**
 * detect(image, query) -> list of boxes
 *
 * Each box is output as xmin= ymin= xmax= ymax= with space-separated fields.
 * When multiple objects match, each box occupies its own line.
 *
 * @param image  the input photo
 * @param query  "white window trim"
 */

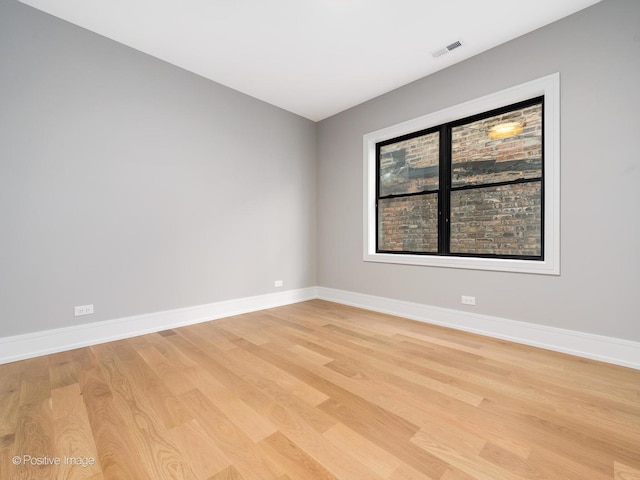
xmin=363 ymin=73 xmax=560 ymax=275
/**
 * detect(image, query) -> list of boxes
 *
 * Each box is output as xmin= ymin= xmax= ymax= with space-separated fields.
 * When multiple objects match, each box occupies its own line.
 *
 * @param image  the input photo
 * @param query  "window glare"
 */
xmin=451 ymin=103 xmax=542 ymax=188
xmin=379 ymin=131 xmax=439 ymax=197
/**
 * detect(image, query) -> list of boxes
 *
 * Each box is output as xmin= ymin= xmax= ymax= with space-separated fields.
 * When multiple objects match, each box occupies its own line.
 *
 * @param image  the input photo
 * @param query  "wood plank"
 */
xmin=410 ymin=429 xmax=533 ymax=480
xmin=134 ymin=342 xmax=198 ymax=396
xmin=114 ymin=340 xmax=193 ymax=429
xmin=12 ymin=398 xmax=54 ymax=480
xmin=159 ymin=334 xmax=280 ymax=442
xmin=77 ymin=365 xmax=151 ymax=479
xmin=170 ymin=419 xmax=232 ymax=479
xmin=615 ymin=461 xmax=640 ymax=480
xmin=0 ymin=390 xmax=19 ymax=443
xmin=0 ymin=361 xmax=22 ymax=395
xmin=210 ymin=465 xmax=245 ymax=480
xmin=0 ymin=446 xmax=15 ymax=480
xmin=178 ymin=388 xmax=281 ymax=480
xmin=91 ymin=343 xmax=197 ymax=479
xmin=478 ymin=397 xmax=640 ymax=474
xmin=259 ymin=333 xmax=528 ymax=459
xmin=287 ymin=344 xmax=334 ymax=365
xmin=322 ymin=422 xmax=401 ymax=478
xmin=258 ymin=431 xmax=338 ymax=480
xmin=389 ymin=463 xmax=441 ymax=480
xmin=48 ymin=350 xmax=80 ymax=390
xmin=52 ymin=383 xmax=102 ymax=479
xmin=270 ymin=321 xmax=486 ymax=407
xmin=526 ymin=444 xmax=613 ymax=480
xmin=319 ymin=397 xmax=447 ymax=478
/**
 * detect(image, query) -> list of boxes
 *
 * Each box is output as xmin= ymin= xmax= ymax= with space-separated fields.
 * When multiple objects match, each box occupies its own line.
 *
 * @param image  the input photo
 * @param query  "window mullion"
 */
xmin=438 ymin=125 xmax=452 ymax=255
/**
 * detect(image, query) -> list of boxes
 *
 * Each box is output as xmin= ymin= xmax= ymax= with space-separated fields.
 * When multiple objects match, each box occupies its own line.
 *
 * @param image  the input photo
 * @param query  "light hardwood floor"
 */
xmin=1 ymin=300 xmax=639 ymax=479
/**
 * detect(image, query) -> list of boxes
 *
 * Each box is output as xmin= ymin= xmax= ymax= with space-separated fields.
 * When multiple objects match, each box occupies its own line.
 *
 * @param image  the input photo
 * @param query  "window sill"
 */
xmin=363 ymin=252 xmax=559 ymax=275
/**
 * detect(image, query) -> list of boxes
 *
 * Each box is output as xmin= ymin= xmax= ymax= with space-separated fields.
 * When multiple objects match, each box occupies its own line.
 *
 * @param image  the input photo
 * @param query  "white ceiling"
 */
xmin=18 ymin=0 xmax=601 ymax=121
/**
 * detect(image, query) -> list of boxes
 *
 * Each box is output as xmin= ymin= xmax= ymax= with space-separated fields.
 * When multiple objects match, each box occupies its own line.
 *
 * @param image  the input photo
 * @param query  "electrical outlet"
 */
xmin=461 ymin=296 xmax=476 ymax=306
xmin=274 ymin=280 xmax=283 ymax=288
xmin=74 ymin=304 xmax=94 ymax=316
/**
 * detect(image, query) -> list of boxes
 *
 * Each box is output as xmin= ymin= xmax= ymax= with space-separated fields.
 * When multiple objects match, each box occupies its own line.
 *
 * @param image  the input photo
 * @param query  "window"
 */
xmin=364 ymin=74 xmax=559 ymax=274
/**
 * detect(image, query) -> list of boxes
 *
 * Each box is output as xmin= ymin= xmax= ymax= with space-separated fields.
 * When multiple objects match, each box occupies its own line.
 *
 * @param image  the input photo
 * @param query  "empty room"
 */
xmin=1 ymin=0 xmax=639 ymax=478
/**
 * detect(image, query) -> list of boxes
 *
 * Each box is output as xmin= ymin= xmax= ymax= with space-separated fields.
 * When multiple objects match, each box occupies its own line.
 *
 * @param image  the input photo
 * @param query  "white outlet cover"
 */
xmin=461 ymin=296 xmax=476 ymax=305
xmin=74 ymin=304 xmax=94 ymax=316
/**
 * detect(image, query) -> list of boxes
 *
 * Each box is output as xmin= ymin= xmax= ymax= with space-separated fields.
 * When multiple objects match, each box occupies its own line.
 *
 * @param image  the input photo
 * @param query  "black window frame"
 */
xmin=375 ymin=96 xmax=544 ymax=261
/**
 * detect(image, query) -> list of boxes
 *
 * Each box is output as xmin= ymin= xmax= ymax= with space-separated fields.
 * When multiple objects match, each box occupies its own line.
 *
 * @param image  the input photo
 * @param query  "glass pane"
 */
xmin=378 ymin=131 xmax=439 ymax=197
xmin=450 ymin=182 xmax=542 ymax=256
xmin=378 ymin=195 xmax=438 ymax=252
xmin=451 ymin=102 xmax=542 ymax=187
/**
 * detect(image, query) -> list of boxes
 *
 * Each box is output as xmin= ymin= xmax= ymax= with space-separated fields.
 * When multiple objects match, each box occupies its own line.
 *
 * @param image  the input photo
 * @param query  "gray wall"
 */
xmin=0 ymin=0 xmax=317 ymax=337
xmin=2 ymin=0 xmax=638 ymax=344
xmin=317 ymin=0 xmax=640 ymax=341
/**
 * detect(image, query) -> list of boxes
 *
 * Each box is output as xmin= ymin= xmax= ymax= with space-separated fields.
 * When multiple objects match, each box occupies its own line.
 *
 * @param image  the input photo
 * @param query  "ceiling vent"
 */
xmin=432 ymin=40 xmax=462 ymax=58
xmin=432 ymin=47 xmax=448 ymax=58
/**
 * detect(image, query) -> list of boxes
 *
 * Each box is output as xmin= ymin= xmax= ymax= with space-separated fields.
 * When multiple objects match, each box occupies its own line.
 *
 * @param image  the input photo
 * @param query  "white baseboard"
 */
xmin=316 ymin=287 xmax=640 ymax=370
xmin=0 ymin=287 xmax=318 ymax=365
xmin=2 ymin=285 xmax=638 ymax=370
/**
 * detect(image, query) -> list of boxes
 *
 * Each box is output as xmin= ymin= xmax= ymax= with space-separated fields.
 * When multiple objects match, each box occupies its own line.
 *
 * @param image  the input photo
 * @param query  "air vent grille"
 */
xmin=432 ymin=40 xmax=462 ymax=58
xmin=432 ymin=48 xmax=448 ymax=58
